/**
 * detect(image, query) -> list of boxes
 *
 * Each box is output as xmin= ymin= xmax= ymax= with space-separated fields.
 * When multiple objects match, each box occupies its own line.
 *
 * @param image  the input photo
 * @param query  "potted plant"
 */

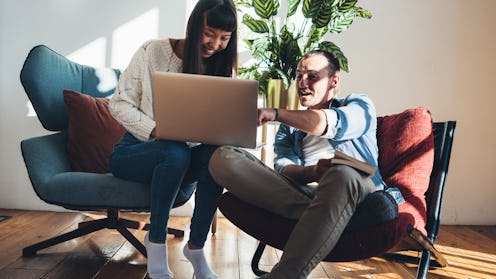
xmin=234 ymin=0 xmax=372 ymax=108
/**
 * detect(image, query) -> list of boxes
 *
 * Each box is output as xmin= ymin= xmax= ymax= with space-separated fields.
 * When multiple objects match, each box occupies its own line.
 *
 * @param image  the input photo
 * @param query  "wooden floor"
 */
xmin=0 ymin=209 xmax=495 ymax=279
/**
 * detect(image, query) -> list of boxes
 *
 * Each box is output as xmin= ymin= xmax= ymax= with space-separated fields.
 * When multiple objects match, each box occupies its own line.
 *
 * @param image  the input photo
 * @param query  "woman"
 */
xmin=108 ymin=1 xmax=237 ymax=278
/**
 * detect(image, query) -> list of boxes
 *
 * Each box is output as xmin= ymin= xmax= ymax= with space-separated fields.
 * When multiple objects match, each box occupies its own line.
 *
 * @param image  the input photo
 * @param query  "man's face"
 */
xmin=296 ymin=55 xmax=338 ymax=109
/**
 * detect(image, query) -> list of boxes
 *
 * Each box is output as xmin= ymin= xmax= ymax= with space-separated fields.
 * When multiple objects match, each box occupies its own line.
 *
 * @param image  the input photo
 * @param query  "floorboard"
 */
xmin=0 ymin=209 xmax=494 ymax=279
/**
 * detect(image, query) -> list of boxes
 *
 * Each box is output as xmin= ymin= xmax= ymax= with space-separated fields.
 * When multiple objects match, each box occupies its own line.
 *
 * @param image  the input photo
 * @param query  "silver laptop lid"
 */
xmin=152 ymin=71 xmax=259 ymax=149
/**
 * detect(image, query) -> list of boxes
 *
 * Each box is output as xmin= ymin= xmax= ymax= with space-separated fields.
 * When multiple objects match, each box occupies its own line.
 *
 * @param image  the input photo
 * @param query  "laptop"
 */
xmin=152 ymin=71 xmax=259 ymax=149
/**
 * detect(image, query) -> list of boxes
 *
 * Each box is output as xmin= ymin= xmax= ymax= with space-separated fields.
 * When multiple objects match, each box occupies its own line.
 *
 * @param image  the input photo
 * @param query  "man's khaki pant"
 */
xmin=209 ymin=146 xmax=375 ymax=279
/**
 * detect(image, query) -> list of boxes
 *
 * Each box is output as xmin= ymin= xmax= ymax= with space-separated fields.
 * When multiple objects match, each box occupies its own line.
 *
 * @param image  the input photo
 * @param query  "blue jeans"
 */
xmin=109 ymin=132 xmax=222 ymax=246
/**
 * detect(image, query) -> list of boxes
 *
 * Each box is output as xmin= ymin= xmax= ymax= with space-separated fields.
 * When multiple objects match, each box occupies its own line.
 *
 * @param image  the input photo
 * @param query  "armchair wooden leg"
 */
xmin=211 ymin=210 xmax=218 ymax=235
xmin=261 ymin=124 xmax=267 ymax=163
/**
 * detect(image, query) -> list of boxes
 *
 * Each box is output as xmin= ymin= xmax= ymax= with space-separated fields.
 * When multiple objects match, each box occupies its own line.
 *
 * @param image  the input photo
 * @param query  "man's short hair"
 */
xmin=302 ymin=49 xmax=341 ymax=75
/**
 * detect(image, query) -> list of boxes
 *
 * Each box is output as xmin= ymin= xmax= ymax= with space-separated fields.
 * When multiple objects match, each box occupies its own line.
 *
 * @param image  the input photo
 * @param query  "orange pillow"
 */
xmin=377 ymin=107 xmax=434 ymax=234
xmin=64 ymin=90 xmax=125 ymax=173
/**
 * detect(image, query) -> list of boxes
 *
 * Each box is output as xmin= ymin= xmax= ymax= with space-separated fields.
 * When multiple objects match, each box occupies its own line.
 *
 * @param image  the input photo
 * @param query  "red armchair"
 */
xmin=217 ymin=107 xmax=456 ymax=279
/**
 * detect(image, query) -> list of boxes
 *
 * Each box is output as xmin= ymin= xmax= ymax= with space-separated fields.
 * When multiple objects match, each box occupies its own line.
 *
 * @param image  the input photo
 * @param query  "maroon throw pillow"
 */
xmin=377 ymin=107 xmax=434 ymax=235
xmin=64 ymin=90 xmax=125 ymax=173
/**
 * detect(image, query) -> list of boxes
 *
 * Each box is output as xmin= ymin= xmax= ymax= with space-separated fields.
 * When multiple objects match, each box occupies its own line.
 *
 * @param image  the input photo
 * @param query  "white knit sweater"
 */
xmin=109 ymin=39 xmax=182 ymax=141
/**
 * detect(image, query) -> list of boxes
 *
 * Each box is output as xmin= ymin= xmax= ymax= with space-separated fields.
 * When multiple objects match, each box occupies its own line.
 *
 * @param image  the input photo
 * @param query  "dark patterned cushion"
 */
xmin=345 ymin=190 xmax=398 ymax=232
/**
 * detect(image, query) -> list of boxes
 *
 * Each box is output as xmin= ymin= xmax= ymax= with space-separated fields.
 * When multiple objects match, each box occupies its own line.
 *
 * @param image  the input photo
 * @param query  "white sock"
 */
xmin=183 ymin=243 xmax=218 ymax=279
xmin=144 ymin=233 xmax=173 ymax=279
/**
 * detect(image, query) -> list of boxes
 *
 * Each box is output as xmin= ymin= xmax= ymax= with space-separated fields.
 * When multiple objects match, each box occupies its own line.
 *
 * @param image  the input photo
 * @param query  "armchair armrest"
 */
xmin=21 ymin=132 xmax=71 ymax=189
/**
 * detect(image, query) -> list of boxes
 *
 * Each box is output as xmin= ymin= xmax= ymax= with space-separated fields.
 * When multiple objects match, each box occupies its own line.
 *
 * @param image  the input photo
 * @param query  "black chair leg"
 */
xmin=23 ymin=209 xmax=185 ymax=258
xmin=167 ymin=227 xmax=185 ymax=237
xmin=114 ymin=217 xmax=149 ymax=230
xmin=23 ymin=218 xmax=106 ymax=256
xmin=380 ymin=252 xmax=443 ymax=267
xmin=416 ymin=250 xmax=431 ymax=279
xmin=114 ymin=219 xmax=147 ymax=257
xmin=111 ymin=215 xmax=184 ymax=237
xmin=252 ymin=242 xmax=269 ymax=276
xmin=381 ymin=249 xmax=446 ymax=279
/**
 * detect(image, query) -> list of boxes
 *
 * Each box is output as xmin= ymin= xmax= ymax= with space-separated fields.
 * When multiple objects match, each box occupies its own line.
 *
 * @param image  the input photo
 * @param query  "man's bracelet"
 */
xmin=274 ymin=108 xmax=279 ymax=121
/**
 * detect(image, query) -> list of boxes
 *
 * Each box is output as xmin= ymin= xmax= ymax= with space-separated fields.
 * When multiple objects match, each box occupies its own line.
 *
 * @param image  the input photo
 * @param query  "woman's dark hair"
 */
xmin=183 ymin=0 xmax=237 ymax=77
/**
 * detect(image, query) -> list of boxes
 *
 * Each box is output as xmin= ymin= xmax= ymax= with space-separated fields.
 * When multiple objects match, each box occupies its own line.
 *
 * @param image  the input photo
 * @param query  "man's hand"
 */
xmin=257 ymin=108 xmax=277 ymax=126
xmin=282 ymin=158 xmax=334 ymax=184
xmin=312 ymin=158 xmax=333 ymax=181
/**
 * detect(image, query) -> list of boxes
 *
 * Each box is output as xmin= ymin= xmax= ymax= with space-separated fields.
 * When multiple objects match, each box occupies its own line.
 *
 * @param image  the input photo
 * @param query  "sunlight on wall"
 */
xmin=111 ymin=8 xmax=159 ymax=70
xmin=21 ymin=6 xmax=177 ymax=113
xmin=25 ymin=101 xmax=36 ymax=117
xmin=95 ymin=68 xmax=119 ymax=93
xmin=185 ymin=0 xmax=196 ymax=24
xmin=67 ymin=37 xmax=107 ymax=67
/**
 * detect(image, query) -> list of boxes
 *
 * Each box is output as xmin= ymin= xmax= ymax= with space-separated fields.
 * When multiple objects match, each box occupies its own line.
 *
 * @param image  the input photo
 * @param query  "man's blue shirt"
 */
xmin=273 ymin=93 xmax=404 ymax=204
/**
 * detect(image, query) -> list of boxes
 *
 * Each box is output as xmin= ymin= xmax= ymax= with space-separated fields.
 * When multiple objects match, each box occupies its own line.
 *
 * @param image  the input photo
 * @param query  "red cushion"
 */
xmin=377 ymin=107 xmax=434 ymax=234
xmin=64 ymin=90 xmax=125 ymax=173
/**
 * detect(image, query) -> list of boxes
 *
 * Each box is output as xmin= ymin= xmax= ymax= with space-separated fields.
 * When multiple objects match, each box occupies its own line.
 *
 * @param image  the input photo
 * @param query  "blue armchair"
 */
xmin=19 ymin=45 xmax=195 ymax=257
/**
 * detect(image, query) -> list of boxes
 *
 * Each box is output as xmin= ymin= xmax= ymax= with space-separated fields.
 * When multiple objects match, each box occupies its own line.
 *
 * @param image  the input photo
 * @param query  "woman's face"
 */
xmin=201 ymin=19 xmax=232 ymax=58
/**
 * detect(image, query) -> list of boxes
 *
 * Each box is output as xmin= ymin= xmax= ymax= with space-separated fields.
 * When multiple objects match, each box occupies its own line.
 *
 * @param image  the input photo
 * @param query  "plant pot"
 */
xmin=265 ymin=79 xmax=299 ymax=110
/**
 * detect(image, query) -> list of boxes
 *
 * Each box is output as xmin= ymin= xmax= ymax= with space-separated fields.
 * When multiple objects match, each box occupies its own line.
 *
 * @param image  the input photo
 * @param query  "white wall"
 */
xmin=1 ymin=0 xmax=495 ymax=225
xmin=335 ymin=1 xmax=496 ymax=225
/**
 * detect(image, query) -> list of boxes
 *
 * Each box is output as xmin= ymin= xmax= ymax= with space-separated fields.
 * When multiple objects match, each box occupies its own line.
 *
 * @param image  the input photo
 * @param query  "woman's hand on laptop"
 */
xmin=150 ymin=128 xmax=158 ymax=141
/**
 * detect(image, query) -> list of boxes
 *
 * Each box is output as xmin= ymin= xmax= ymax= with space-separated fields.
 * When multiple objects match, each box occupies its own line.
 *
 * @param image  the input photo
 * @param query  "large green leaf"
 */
xmin=302 ymin=0 xmax=324 ymax=18
xmin=233 ymin=0 xmax=252 ymax=9
xmin=243 ymin=38 xmax=254 ymax=49
xmin=304 ymin=25 xmax=327 ymax=50
xmin=279 ymin=25 xmax=293 ymax=45
xmin=238 ymin=65 xmax=259 ymax=80
xmin=253 ymin=0 xmax=279 ymax=19
xmin=267 ymin=35 xmax=281 ymax=63
xmin=338 ymin=0 xmax=357 ymax=12
xmin=302 ymin=0 xmax=312 ymax=18
xmin=279 ymin=26 xmax=302 ymax=79
xmin=328 ymin=7 xmax=356 ymax=34
xmin=251 ymin=38 xmax=271 ymax=60
xmin=356 ymin=6 xmax=372 ymax=19
xmin=242 ymin=14 xmax=269 ymax=33
xmin=287 ymin=0 xmax=301 ymax=17
xmin=319 ymin=41 xmax=349 ymax=72
xmin=313 ymin=0 xmax=333 ymax=28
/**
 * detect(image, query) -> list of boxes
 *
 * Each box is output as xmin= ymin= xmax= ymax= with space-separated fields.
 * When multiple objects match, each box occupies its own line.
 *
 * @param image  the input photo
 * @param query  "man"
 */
xmin=209 ymin=50 xmax=403 ymax=279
